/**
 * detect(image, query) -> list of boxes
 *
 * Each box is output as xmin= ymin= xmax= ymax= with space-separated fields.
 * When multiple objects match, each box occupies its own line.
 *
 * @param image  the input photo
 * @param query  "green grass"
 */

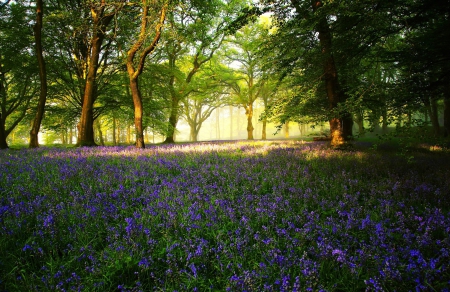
xmin=0 ymin=140 xmax=449 ymax=291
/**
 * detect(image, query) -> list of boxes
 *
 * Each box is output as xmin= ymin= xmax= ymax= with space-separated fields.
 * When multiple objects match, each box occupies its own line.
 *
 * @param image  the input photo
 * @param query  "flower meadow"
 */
xmin=0 ymin=140 xmax=449 ymax=292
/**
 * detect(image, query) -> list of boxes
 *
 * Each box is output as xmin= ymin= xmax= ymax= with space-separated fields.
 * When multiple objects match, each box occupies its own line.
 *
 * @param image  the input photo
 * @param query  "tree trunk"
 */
xmin=117 ymin=121 xmax=121 ymax=144
xmin=425 ymin=96 xmax=440 ymax=136
xmin=312 ymin=0 xmax=352 ymax=147
xmin=112 ymin=117 xmax=117 ymax=145
xmin=229 ymin=106 xmax=233 ymax=139
xmin=245 ymin=104 xmax=254 ymax=140
xmin=164 ymin=95 xmax=179 ymax=143
xmin=61 ymin=131 xmax=66 ymax=145
xmin=216 ymin=108 xmax=220 ymax=140
xmin=127 ymin=124 xmax=131 ymax=144
xmin=284 ymin=121 xmax=290 ymax=138
xmin=372 ymin=114 xmax=381 ymax=132
xmin=29 ymin=0 xmax=47 ymax=148
xmin=128 ymin=78 xmax=145 ymax=148
xmin=126 ymin=2 xmax=166 ymax=148
xmin=407 ymin=110 xmax=412 ymax=127
xmin=382 ymin=109 xmax=388 ymax=134
xmin=69 ymin=127 xmax=73 ymax=145
xmin=444 ymin=81 xmax=450 ymax=137
xmin=0 ymin=113 xmax=8 ymax=149
xmin=78 ymin=4 xmax=117 ymax=147
xmin=95 ymin=119 xmax=105 ymax=146
xmin=78 ymin=36 xmax=101 ymax=147
xmin=262 ymin=119 xmax=267 ymax=140
xmin=430 ymin=97 xmax=440 ymax=136
xmin=356 ymin=111 xmax=365 ymax=136
xmin=76 ymin=122 xmax=81 ymax=144
xmin=190 ymin=126 xmax=199 ymax=142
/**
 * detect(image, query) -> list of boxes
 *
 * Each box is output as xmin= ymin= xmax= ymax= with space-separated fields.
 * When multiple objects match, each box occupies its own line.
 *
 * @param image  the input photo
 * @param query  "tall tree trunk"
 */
xmin=216 ymin=108 xmax=220 ymax=140
xmin=112 ymin=117 xmax=117 ymax=145
xmin=76 ymin=122 xmax=81 ymax=144
xmin=382 ymin=109 xmax=388 ymax=134
xmin=356 ymin=111 xmax=365 ymax=136
xmin=78 ymin=35 xmax=102 ymax=146
xmin=69 ymin=127 xmax=73 ymax=145
xmin=430 ymin=97 xmax=440 ymax=136
xmin=237 ymin=107 xmax=241 ymax=138
xmin=29 ymin=0 xmax=47 ymax=148
xmin=164 ymin=94 xmax=179 ymax=143
xmin=95 ymin=119 xmax=105 ymax=146
xmin=78 ymin=3 xmax=118 ymax=146
xmin=444 ymin=81 xmax=450 ymax=137
xmin=262 ymin=119 xmax=267 ymax=140
xmin=190 ymin=126 xmax=199 ymax=142
xmin=372 ymin=113 xmax=381 ymax=132
xmin=229 ymin=106 xmax=233 ymax=139
xmin=61 ymin=131 xmax=66 ymax=145
xmin=0 ymin=113 xmax=8 ymax=149
xmin=127 ymin=124 xmax=131 ymax=144
xmin=130 ymin=79 xmax=145 ymax=147
xmin=284 ymin=121 xmax=290 ymax=138
xmin=127 ymin=1 xmax=166 ymax=148
xmin=311 ymin=0 xmax=352 ymax=146
xmin=245 ymin=104 xmax=254 ymax=140
xmin=117 ymin=121 xmax=121 ymax=144
xmin=425 ymin=96 xmax=440 ymax=136
xmin=130 ymin=77 xmax=145 ymax=148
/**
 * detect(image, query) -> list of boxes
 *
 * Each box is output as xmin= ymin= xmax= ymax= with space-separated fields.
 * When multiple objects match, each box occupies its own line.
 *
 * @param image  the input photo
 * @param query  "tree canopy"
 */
xmin=0 ymin=0 xmax=449 ymax=148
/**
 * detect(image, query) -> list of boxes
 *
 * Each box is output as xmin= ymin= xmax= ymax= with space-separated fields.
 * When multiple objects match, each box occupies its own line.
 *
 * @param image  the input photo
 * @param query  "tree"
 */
xmin=264 ymin=0 xmax=354 ymax=146
xmin=392 ymin=0 xmax=450 ymax=137
xmin=260 ymin=0 xmax=450 ymax=144
xmin=259 ymin=78 xmax=277 ymax=139
xmin=78 ymin=0 xmax=125 ymax=146
xmin=126 ymin=0 xmax=167 ymax=148
xmin=29 ymin=0 xmax=47 ymax=148
xmin=0 ymin=1 xmax=38 ymax=148
xmin=180 ymin=56 xmax=231 ymax=141
xmin=309 ymin=0 xmax=352 ymax=146
xmin=161 ymin=0 xmax=248 ymax=143
xmin=183 ymin=89 xmax=230 ymax=141
xmin=224 ymin=22 xmax=268 ymax=140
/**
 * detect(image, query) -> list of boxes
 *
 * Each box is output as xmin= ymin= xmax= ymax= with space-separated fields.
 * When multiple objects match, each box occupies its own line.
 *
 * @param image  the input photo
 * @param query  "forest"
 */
xmin=1 ymin=0 xmax=450 ymax=291
xmin=0 ymin=0 xmax=448 ymax=148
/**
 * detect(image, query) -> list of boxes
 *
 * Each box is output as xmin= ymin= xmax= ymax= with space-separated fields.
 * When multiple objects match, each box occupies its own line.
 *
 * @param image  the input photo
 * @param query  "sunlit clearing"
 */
xmin=39 ymin=140 xmax=329 ymax=159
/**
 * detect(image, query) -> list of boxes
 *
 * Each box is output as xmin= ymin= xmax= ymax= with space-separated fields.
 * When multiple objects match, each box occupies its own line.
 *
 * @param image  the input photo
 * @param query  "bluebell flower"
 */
xmin=189 ymin=263 xmax=198 ymax=278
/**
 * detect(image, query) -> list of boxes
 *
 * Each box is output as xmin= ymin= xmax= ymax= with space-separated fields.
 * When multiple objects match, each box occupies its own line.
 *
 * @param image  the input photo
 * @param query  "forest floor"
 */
xmin=0 ymin=140 xmax=449 ymax=291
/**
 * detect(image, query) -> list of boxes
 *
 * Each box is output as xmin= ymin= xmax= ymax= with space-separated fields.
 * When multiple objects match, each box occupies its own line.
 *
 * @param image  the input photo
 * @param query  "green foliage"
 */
xmin=0 ymin=1 xmax=39 ymax=148
xmin=1 ymin=0 xmax=449 ymax=145
xmin=259 ymin=0 xmax=450 ymax=142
